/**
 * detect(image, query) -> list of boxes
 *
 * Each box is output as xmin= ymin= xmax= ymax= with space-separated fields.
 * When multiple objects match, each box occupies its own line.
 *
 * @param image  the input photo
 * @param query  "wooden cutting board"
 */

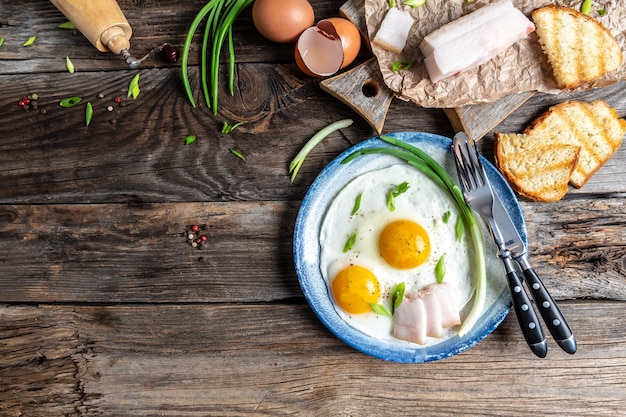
xmin=320 ymin=0 xmax=536 ymax=141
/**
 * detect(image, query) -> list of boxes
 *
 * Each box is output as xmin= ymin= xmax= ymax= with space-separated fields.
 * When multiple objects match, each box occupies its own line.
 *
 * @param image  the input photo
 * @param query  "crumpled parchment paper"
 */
xmin=364 ymin=0 xmax=626 ymax=108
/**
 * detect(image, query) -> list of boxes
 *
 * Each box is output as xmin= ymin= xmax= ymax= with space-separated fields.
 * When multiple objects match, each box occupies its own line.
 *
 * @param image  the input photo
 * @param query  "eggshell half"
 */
xmin=295 ymin=22 xmax=344 ymax=77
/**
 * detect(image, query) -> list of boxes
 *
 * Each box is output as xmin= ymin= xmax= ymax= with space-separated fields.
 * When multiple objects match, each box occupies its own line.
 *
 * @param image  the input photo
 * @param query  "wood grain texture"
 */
xmin=0 ymin=198 xmax=622 ymax=304
xmin=1 ymin=302 xmax=625 ymax=417
xmin=1 ymin=0 xmax=625 ymax=415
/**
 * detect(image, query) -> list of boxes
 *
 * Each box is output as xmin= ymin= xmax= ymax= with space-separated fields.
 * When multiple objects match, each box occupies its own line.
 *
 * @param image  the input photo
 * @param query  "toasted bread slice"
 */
xmin=495 ymin=132 xmax=580 ymax=202
xmin=531 ymin=5 xmax=623 ymax=89
xmin=524 ymin=100 xmax=626 ymax=188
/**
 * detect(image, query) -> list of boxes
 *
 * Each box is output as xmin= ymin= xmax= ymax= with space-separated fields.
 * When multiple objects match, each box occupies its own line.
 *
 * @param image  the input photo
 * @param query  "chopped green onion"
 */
xmin=222 ymin=121 xmax=244 ymax=133
xmin=387 ymin=181 xmax=409 ymax=211
xmin=65 ymin=56 xmax=75 ymax=73
xmin=59 ymin=96 xmax=82 ymax=108
xmin=0 ymin=38 xmax=4 ymax=47
xmin=391 ymin=60 xmax=417 ymax=71
xmin=342 ymin=134 xmax=487 ymax=337
xmin=184 ymin=135 xmax=197 ymax=145
xmin=128 ymin=74 xmax=140 ymax=99
xmin=351 ymin=192 xmax=363 ymax=216
xmin=388 ymin=0 xmax=396 ymax=7
xmin=404 ymin=0 xmax=426 ymax=7
xmin=369 ymin=303 xmax=392 ymax=317
xmin=58 ymin=21 xmax=76 ymax=29
xmin=343 ymin=233 xmax=357 ymax=253
xmin=289 ymin=119 xmax=354 ymax=183
xmin=443 ymin=210 xmax=451 ymax=224
xmin=580 ymin=0 xmax=592 ymax=14
xmin=23 ymin=36 xmax=36 ymax=46
xmin=85 ymin=102 xmax=93 ymax=126
xmin=455 ymin=216 xmax=465 ymax=241
xmin=230 ymin=148 xmax=245 ymax=160
xmin=391 ymin=282 xmax=405 ymax=314
xmin=598 ymin=9 xmax=606 ymax=16
xmin=435 ymin=255 xmax=446 ymax=284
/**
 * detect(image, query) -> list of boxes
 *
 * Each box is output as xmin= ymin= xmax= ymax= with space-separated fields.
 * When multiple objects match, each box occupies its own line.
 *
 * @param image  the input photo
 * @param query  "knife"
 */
xmin=492 ymin=189 xmax=577 ymax=354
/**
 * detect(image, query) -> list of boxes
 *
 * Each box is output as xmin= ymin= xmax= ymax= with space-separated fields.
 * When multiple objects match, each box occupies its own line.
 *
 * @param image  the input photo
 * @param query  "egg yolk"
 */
xmin=379 ymin=220 xmax=431 ymax=269
xmin=331 ymin=265 xmax=380 ymax=314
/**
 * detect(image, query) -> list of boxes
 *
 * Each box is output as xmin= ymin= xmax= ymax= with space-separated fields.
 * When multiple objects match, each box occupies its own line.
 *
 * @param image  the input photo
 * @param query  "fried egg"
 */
xmin=319 ymin=164 xmax=475 ymax=343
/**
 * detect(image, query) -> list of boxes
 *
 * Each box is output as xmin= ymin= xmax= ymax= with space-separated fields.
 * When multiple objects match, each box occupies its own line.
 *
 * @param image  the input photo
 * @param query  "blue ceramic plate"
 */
xmin=293 ymin=132 xmax=526 ymax=363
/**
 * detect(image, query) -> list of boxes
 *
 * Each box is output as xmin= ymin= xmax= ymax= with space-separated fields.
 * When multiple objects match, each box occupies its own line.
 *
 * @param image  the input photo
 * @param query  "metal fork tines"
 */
xmin=452 ymin=133 xmax=548 ymax=358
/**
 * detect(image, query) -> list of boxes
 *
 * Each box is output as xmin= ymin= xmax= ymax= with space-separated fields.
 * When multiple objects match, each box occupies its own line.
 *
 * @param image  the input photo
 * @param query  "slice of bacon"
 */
xmin=392 ymin=283 xmax=462 ymax=344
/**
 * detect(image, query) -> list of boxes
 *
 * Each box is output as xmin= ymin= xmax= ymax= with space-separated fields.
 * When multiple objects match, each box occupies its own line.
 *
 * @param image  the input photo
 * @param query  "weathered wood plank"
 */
xmin=0 ymin=198 xmax=623 ymax=304
xmin=1 ymin=302 xmax=624 ymax=416
xmin=0 ymin=0 xmax=348 ymax=74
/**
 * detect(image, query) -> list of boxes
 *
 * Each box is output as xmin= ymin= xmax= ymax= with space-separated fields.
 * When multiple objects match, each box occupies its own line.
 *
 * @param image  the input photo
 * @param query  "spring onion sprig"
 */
xmin=182 ymin=0 xmax=254 ymax=114
xmin=289 ymin=119 xmax=354 ymax=183
xmin=342 ymin=134 xmax=486 ymax=337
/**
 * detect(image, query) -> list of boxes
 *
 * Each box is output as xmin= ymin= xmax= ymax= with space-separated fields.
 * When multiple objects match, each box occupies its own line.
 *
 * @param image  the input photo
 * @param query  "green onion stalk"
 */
xmin=341 ymin=135 xmax=487 ymax=337
xmin=181 ymin=0 xmax=254 ymax=114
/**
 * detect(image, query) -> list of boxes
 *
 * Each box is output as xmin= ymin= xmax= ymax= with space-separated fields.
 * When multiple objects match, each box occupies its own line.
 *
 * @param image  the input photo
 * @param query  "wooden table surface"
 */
xmin=1 ymin=1 xmax=625 ymax=415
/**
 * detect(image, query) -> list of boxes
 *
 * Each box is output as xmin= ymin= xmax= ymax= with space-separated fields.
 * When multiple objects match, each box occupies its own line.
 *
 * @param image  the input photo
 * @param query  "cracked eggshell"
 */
xmin=295 ymin=18 xmax=362 ymax=77
xmin=295 ymin=20 xmax=344 ymax=77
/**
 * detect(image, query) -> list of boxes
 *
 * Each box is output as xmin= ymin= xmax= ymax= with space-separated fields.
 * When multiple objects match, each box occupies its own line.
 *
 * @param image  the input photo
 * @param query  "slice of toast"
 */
xmin=494 ymin=132 xmax=580 ymax=202
xmin=531 ymin=5 xmax=623 ymax=89
xmin=524 ymin=100 xmax=626 ymax=188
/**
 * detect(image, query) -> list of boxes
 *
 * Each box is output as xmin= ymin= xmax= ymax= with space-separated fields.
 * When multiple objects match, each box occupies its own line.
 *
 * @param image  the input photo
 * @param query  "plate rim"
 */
xmin=293 ymin=132 xmax=526 ymax=363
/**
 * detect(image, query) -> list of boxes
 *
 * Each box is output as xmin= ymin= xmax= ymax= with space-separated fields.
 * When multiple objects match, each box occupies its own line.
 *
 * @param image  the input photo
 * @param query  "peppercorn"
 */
xmin=160 ymin=43 xmax=179 ymax=63
xmin=114 ymin=97 xmax=121 ymax=104
xmin=191 ymin=224 xmax=199 ymax=232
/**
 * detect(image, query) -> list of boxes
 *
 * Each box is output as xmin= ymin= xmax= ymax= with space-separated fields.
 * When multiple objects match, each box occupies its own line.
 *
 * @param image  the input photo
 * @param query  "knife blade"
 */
xmin=492 ymin=190 xmax=577 ymax=354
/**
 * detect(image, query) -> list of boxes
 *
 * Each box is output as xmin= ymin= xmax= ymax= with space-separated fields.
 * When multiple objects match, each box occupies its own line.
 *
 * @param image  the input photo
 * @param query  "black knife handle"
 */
xmin=521 ymin=266 xmax=577 ymax=354
xmin=503 ymin=259 xmax=547 ymax=358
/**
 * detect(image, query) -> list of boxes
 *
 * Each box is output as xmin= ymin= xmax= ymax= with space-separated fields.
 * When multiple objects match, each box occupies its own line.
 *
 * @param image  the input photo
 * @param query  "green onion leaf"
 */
xmin=351 ymin=192 xmax=363 ymax=216
xmin=598 ymin=9 xmax=606 ymax=16
xmin=391 ymin=282 xmax=405 ymax=314
xmin=387 ymin=181 xmax=409 ymax=211
xmin=230 ymin=148 xmax=245 ymax=160
xmin=85 ymin=102 xmax=93 ymax=126
xmin=128 ymin=74 xmax=140 ymax=99
xmin=221 ymin=121 xmax=244 ymax=133
xmin=455 ymin=216 xmax=465 ymax=241
xmin=369 ymin=303 xmax=392 ymax=317
xmin=58 ymin=21 xmax=76 ymax=29
xmin=23 ymin=36 xmax=36 ymax=46
xmin=391 ymin=60 xmax=417 ymax=71
xmin=59 ymin=96 xmax=82 ymax=108
xmin=580 ymin=0 xmax=592 ymax=14
xmin=435 ymin=255 xmax=446 ymax=284
xmin=343 ymin=233 xmax=357 ymax=253
xmin=289 ymin=119 xmax=354 ymax=183
xmin=443 ymin=210 xmax=451 ymax=224
xmin=184 ymin=135 xmax=197 ymax=145
xmin=0 ymin=38 xmax=4 ymax=47
xmin=65 ymin=56 xmax=75 ymax=73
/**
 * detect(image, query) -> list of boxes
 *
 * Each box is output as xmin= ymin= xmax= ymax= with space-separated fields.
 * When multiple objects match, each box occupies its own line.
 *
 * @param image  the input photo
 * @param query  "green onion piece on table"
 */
xmin=289 ymin=119 xmax=354 ymax=183
xmin=23 ymin=36 xmax=36 ymax=46
xmin=128 ymin=74 xmax=140 ymax=99
xmin=85 ymin=102 xmax=93 ymax=126
xmin=59 ymin=96 xmax=82 ymax=108
xmin=184 ymin=135 xmax=197 ymax=145
xmin=66 ymin=56 xmax=75 ymax=73
xmin=230 ymin=148 xmax=245 ymax=160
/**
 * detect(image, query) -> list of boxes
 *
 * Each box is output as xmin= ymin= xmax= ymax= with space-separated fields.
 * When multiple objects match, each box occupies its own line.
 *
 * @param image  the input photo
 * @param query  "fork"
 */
xmin=452 ymin=134 xmax=548 ymax=358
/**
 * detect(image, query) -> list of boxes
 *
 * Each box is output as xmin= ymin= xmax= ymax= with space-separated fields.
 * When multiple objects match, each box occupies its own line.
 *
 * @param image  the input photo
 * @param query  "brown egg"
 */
xmin=294 ymin=18 xmax=362 ymax=77
xmin=252 ymin=0 xmax=315 ymax=43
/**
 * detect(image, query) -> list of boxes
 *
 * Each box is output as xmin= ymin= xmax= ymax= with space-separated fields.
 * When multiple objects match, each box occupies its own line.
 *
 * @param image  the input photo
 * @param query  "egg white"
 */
xmin=319 ymin=164 xmax=475 ymax=343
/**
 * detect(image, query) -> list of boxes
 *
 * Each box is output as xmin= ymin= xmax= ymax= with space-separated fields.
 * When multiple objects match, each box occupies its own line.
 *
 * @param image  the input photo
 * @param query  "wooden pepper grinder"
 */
xmin=50 ymin=0 xmax=142 ymax=67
